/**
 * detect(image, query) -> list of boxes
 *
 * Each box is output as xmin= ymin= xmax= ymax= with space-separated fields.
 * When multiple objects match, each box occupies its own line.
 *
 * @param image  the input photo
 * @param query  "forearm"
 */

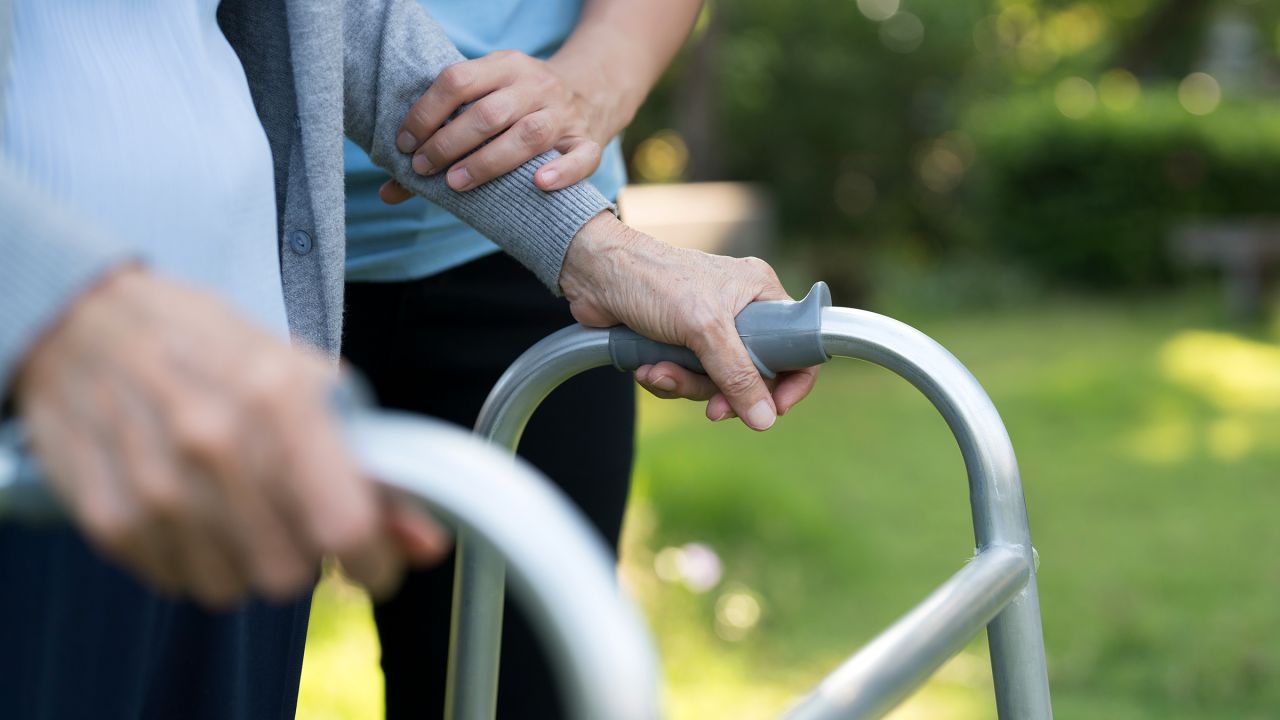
xmin=343 ymin=0 xmax=615 ymax=291
xmin=549 ymin=0 xmax=704 ymax=139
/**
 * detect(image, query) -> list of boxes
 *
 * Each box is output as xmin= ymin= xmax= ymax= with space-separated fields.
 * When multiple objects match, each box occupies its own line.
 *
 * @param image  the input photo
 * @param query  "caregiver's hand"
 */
xmin=13 ymin=268 xmax=448 ymax=609
xmin=560 ymin=214 xmax=821 ymax=431
xmin=383 ymin=49 xmax=614 ymax=202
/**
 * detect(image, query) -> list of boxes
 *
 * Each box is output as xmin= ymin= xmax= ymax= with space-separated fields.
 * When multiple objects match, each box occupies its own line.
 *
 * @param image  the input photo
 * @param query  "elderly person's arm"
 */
xmin=0 ymin=167 xmax=444 ymax=608
xmin=343 ymin=0 xmax=818 ymax=429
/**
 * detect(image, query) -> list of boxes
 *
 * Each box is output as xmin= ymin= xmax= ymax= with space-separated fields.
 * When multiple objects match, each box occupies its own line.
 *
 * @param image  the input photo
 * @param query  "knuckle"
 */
xmin=173 ymin=406 xmax=238 ymax=463
xmin=436 ymin=65 xmax=471 ymax=96
xmin=420 ymin=139 xmax=449 ymax=167
xmin=83 ymin=504 xmax=139 ymax=553
xmin=578 ymin=139 xmax=603 ymax=160
xmin=320 ymin=505 xmax=379 ymax=556
xmin=136 ymin=478 xmax=186 ymax=524
xmin=533 ymin=71 xmax=560 ymax=94
xmin=686 ymin=307 xmax=723 ymax=338
xmin=719 ymin=367 xmax=761 ymax=397
xmin=474 ymin=97 xmax=511 ymax=134
xmin=239 ymin=352 xmax=296 ymax=410
xmin=405 ymin=103 xmax=433 ymax=134
xmin=748 ymin=256 xmax=783 ymax=287
xmin=516 ymin=115 xmax=554 ymax=149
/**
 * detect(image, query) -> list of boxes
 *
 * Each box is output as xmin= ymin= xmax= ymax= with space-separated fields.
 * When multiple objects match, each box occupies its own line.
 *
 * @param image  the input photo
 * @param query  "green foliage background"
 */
xmin=625 ymin=0 xmax=1280 ymax=291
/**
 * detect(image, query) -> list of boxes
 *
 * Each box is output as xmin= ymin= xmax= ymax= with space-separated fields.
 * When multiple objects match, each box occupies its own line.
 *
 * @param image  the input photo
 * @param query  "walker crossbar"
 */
xmin=449 ymin=282 xmax=1052 ymax=720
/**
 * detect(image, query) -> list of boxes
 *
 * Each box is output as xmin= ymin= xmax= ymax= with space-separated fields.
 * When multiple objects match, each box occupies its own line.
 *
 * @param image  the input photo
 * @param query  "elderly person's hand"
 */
xmin=14 ymin=268 xmax=449 ymax=608
xmin=561 ymin=214 xmax=821 ymax=430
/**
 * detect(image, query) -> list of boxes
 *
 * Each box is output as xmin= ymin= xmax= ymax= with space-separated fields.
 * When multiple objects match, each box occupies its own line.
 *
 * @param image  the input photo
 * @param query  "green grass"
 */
xmin=300 ymin=292 xmax=1280 ymax=719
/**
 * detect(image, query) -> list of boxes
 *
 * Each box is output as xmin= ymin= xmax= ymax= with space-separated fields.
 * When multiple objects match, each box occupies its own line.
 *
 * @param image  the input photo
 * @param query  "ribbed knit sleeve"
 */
xmin=342 ymin=0 xmax=614 ymax=293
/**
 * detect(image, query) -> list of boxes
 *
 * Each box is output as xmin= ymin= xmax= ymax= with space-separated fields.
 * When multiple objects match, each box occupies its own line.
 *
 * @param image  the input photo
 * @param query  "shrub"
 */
xmin=962 ymin=90 xmax=1280 ymax=288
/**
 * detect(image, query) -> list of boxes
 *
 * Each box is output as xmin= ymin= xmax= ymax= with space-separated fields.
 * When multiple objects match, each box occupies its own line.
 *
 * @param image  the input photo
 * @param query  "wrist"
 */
xmin=548 ymin=41 xmax=642 ymax=141
xmin=560 ymin=213 xmax=658 ymax=306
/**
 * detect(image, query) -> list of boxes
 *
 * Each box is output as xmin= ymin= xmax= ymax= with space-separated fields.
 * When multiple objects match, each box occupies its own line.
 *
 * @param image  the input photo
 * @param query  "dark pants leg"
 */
xmin=342 ymin=252 xmax=636 ymax=720
xmin=0 ymin=525 xmax=311 ymax=720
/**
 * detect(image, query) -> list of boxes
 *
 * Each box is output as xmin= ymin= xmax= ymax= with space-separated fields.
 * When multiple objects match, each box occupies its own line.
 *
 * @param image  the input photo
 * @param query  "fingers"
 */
xmin=689 ymin=320 xmax=777 ymax=432
xmin=705 ymin=393 xmax=735 ymax=423
xmin=397 ymin=56 xmax=510 ymax=155
xmin=378 ymin=180 xmax=413 ymax=205
xmin=773 ymin=367 xmax=821 ymax=416
xmin=266 ymin=362 xmax=397 ymax=597
xmin=439 ymin=109 xmax=559 ymax=190
xmin=535 ymin=138 xmax=603 ymax=192
xmin=635 ymin=362 xmax=718 ymax=402
xmin=383 ymin=492 xmax=452 ymax=567
xmin=412 ymin=88 xmax=529 ymax=179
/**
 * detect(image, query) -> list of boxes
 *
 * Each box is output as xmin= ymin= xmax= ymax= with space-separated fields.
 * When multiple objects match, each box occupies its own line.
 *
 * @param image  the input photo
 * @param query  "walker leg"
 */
xmin=444 ymin=534 xmax=506 ymax=720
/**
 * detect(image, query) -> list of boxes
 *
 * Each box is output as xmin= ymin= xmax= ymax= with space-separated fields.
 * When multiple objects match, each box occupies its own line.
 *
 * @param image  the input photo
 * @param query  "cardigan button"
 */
xmin=289 ymin=229 xmax=313 ymax=255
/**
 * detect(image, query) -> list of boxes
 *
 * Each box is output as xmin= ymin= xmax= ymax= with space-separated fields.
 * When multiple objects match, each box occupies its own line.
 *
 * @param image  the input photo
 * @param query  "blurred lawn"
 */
xmin=299 ymin=291 xmax=1280 ymax=719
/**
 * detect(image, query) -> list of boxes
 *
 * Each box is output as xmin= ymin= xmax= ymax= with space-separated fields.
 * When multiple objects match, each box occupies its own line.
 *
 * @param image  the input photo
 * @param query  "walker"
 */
xmin=0 ymin=282 xmax=1052 ymax=720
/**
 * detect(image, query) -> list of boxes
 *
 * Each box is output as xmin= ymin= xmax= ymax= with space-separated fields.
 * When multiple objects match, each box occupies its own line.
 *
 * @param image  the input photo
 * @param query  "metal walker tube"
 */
xmin=447 ymin=302 xmax=1052 ymax=720
xmin=0 ymin=412 xmax=662 ymax=720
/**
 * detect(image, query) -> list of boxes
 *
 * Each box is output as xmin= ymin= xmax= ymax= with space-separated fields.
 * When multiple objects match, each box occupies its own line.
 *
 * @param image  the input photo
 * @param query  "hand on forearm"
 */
xmin=382 ymin=0 xmax=703 ymax=202
xmin=385 ymin=50 xmax=608 ymax=201
xmin=559 ymin=214 xmax=820 ymax=430
xmin=15 ymin=268 xmax=448 ymax=607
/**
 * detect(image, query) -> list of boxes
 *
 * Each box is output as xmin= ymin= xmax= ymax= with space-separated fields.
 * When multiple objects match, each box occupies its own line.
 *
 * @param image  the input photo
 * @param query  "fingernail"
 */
xmin=448 ymin=165 xmax=473 ymax=190
xmin=396 ymin=131 xmax=417 ymax=153
xmin=539 ymin=168 xmax=559 ymax=188
xmin=412 ymin=154 xmax=435 ymax=175
xmin=652 ymin=376 xmax=676 ymax=392
xmin=746 ymin=400 xmax=776 ymax=430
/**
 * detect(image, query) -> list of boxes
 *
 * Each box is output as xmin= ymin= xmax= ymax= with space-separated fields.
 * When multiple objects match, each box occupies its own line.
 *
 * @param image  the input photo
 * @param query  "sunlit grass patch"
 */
xmin=296 ymin=569 xmax=383 ymax=720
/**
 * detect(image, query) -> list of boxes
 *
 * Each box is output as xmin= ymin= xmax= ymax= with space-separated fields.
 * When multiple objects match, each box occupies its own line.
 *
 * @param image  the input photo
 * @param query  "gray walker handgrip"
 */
xmin=608 ymin=281 xmax=833 ymax=379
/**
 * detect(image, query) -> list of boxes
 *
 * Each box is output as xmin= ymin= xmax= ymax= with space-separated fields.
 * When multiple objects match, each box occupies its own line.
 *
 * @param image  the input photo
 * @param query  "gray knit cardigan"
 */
xmin=0 ymin=0 xmax=614 ymax=393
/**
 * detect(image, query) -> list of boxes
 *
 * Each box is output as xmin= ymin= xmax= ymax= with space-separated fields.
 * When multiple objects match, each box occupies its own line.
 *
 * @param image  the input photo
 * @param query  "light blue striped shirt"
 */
xmin=343 ymin=0 xmax=627 ymax=282
xmin=1 ymin=0 xmax=288 ymax=336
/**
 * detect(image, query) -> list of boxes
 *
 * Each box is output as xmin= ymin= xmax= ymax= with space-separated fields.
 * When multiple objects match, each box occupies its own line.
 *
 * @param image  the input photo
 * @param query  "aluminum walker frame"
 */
xmin=446 ymin=282 xmax=1052 ymax=720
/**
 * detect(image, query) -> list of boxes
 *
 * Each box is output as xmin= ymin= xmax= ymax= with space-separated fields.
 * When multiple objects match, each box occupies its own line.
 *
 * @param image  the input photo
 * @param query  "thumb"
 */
xmin=379 ymin=180 xmax=414 ymax=205
xmin=692 ymin=321 xmax=776 ymax=431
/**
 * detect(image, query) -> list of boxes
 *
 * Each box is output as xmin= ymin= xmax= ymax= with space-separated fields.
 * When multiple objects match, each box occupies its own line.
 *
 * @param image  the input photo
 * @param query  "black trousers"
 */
xmin=342 ymin=252 xmax=636 ymax=720
xmin=0 ymin=524 xmax=310 ymax=719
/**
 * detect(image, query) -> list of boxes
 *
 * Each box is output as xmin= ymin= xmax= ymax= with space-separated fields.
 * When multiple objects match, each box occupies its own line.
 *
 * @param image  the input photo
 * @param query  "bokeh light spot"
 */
xmin=714 ymin=587 xmax=762 ymax=641
xmin=1178 ymin=72 xmax=1221 ymax=116
xmin=1054 ymin=76 xmax=1097 ymax=118
xmin=654 ymin=546 xmax=683 ymax=583
xmin=1098 ymin=68 xmax=1141 ymax=111
xmin=880 ymin=12 xmax=924 ymax=54
xmin=996 ymin=5 xmax=1038 ymax=48
xmin=633 ymin=130 xmax=689 ymax=183
xmin=856 ymin=0 xmax=899 ymax=23
xmin=916 ymin=137 xmax=968 ymax=194
xmin=652 ymin=542 xmax=723 ymax=593
xmin=1044 ymin=4 xmax=1104 ymax=56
